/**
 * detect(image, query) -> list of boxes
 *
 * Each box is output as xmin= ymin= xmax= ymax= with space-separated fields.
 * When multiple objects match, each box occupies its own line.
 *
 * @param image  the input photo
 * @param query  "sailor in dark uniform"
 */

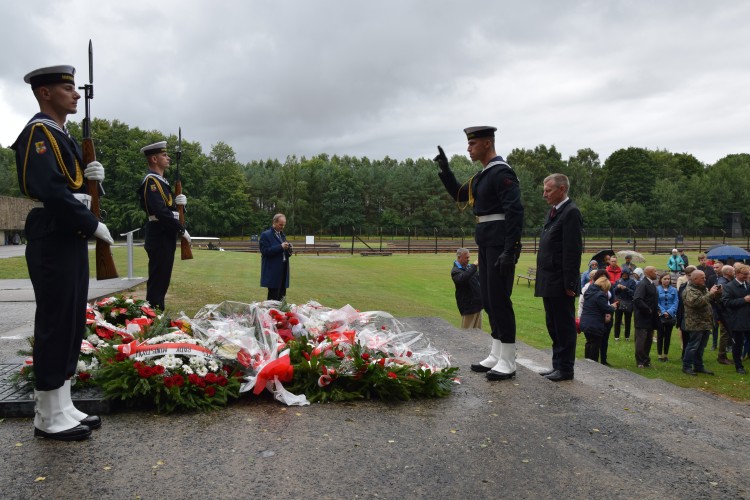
xmin=137 ymin=141 xmax=189 ymax=311
xmin=435 ymin=126 xmax=524 ymax=380
xmin=11 ymin=65 xmax=114 ymax=441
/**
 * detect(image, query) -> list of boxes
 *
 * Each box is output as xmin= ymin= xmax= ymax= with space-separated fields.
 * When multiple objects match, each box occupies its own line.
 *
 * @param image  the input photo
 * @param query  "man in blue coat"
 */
xmin=260 ymin=213 xmax=292 ymax=301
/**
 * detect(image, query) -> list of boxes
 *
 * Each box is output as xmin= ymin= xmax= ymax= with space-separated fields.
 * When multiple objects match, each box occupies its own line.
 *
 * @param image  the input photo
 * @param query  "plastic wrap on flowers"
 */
xmin=188 ymin=301 xmax=289 ymax=395
xmin=281 ymin=302 xmax=459 ymax=403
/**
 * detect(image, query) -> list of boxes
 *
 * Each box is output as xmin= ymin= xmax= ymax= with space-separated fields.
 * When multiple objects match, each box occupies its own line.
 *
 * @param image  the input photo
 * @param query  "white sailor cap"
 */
xmin=140 ymin=141 xmax=168 ymax=156
xmin=23 ymin=65 xmax=76 ymax=89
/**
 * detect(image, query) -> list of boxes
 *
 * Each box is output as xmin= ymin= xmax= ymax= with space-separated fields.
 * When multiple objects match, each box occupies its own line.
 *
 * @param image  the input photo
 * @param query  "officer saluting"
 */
xmin=138 ymin=141 xmax=189 ymax=311
xmin=435 ymin=126 xmax=524 ymax=381
xmin=11 ymin=65 xmax=114 ymax=441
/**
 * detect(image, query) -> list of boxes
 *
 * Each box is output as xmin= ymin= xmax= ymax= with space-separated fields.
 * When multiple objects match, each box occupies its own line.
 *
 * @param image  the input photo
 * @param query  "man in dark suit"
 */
xmin=260 ymin=213 xmax=292 ymax=301
xmin=535 ymin=174 xmax=583 ymax=381
xmin=435 ymin=126 xmax=524 ymax=381
xmin=633 ymin=266 xmax=660 ymax=368
xmin=720 ymin=264 xmax=750 ymax=374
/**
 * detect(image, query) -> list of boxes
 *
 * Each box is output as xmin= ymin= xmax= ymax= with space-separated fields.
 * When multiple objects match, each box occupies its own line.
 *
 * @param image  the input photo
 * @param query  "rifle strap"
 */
xmin=141 ymin=173 xmax=173 ymax=213
xmin=20 ymin=122 xmax=83 ymax=197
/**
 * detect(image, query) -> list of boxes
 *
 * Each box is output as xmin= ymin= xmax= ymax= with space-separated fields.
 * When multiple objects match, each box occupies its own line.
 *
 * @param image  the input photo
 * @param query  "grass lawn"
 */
xmin=1 ymin=247 xmax=747 ymax=401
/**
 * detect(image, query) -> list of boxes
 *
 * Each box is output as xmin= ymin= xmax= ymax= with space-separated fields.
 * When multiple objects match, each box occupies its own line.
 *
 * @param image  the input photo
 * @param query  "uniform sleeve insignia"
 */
xmin=35 ymin=141 xmax=47 ymax=154
xmin=504 ymin=178 xmax=513 ymax=186
xmin=150 ymin=185 xmax=157 ymax=191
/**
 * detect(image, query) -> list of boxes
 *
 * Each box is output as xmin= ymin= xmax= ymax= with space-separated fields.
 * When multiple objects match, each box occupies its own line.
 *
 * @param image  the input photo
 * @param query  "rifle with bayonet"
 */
xmin=80 ymin=39 xmax=118 ymax=279
xmin=175 ymin=127 xmax=193 ymax=260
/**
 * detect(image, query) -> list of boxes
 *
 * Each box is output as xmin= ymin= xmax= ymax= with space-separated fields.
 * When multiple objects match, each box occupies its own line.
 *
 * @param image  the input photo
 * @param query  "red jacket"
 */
xmin=606 ymin=264 xmax=622 ymax=284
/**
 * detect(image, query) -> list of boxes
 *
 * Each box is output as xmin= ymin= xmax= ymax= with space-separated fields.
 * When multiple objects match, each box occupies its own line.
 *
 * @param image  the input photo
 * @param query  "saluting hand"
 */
xmin=433 ymin=146 xmax=450 ymax=173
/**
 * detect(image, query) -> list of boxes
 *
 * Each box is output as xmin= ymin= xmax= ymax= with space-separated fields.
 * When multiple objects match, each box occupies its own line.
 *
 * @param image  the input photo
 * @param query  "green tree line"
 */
xmin=2 ymin=119 xmax=749 ymax=237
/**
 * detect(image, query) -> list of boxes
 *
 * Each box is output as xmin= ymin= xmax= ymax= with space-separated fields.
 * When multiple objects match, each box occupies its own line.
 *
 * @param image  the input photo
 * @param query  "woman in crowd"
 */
xmin=580 ymin=275 xmax=618 ymax=363
xmin=656 ymin=273 xmax=678 ymax=361
xmin=613 ymin=268 xmax=636 ymax=341
xmin=581 ymin=260 xmax=599 ymax=288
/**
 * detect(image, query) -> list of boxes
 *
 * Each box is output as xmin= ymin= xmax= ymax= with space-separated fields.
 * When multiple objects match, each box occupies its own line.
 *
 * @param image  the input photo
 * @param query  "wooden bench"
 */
xmin=516 ymin=266 xmax=537 ymax=286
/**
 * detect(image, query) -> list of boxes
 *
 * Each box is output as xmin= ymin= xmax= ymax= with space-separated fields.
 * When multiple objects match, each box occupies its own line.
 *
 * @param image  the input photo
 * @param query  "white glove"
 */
xmin=181 ymin=230 xmax=191 ymax=244
xmin=84 ymin=161 xmax=105 ymax=181
xmin=174 ymin=194 xmax=187 ymax=206
xmin=94 ymin=222 xmax=114 ymax=245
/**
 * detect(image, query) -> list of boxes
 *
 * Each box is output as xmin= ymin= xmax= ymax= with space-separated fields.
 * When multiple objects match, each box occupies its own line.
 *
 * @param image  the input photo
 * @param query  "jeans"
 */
xmin=683 ymin=330 xmax=710 ymax=370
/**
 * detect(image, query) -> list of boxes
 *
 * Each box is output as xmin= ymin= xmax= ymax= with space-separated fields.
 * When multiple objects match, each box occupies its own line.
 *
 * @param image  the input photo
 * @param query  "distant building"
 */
xmin=0 ymin=196 xmax=35 ymax=245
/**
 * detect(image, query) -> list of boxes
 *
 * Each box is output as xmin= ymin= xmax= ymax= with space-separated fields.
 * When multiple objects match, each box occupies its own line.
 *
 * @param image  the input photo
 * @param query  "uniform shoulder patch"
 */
xmin=150 ymin=184 xmax=157 ymax=191
xmin=504 ymin=178 xmax=513 ymax=186
xmin=35 ymin=141 xmax=47 ymax=154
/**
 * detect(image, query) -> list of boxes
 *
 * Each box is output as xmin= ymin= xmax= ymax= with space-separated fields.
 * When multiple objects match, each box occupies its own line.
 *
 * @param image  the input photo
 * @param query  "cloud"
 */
xmin=2 ymin=0 xmax=749 ymax=165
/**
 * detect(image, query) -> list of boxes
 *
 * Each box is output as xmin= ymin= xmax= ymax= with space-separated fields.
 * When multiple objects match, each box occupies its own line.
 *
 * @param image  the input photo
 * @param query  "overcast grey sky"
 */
xmin=2 ymin=1 xmax=748 ymax=165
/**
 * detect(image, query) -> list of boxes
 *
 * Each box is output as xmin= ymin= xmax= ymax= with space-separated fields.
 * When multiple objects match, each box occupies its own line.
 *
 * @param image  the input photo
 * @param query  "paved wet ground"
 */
xmin=0 ymin=245 xmax=748 ymax=499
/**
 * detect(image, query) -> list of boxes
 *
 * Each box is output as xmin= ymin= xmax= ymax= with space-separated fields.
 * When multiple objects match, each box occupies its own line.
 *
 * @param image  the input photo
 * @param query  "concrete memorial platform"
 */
xmin=0 ymin=259 xmax=748 ymax=498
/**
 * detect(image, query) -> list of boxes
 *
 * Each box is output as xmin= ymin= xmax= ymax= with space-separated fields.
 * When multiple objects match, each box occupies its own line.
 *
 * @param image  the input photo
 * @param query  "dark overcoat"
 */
xmin=451 ymin=261 xmax=482 ymax=315
xmin=720 ymin=279 xmax=750 ymax=332
xmin=633 ymin=278 xmax=659 ymax=329
xmin=259 ymin=227 xmax=291 ymax=288
xmin=534 ymin=199 xmax=583 ymax=297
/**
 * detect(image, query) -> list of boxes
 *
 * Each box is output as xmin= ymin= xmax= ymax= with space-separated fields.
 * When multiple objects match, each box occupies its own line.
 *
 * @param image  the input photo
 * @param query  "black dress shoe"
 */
xmin=80 ymin=415 xmax=102 ymax=430
xmin=694 ymin=368 xmax=714 ymax=375
xmin=682 ymin=368 xmax=697 ymax=376
xmin=544 ymin=370 xmax=574 ymax=381
xmin=539 ymin=369 xmax=555 ymax=377
xmin=34 ymin=424 xmax=91 ymax=441
xmin=737 ymin=368 xmax=746 ymax=375
xmin=486 ymin=370 xmax=515 ymax=381
xmin=470 ymin=363 xmax=492 ymax=373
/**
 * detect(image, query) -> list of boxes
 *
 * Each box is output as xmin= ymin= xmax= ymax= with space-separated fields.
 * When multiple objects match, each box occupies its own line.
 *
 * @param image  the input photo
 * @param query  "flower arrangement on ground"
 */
xmin=14 ymin=296 xmax=459 ymax=411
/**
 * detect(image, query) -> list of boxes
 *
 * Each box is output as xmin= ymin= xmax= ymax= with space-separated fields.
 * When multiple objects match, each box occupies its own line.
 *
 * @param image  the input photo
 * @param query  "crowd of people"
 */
xmin=575 ymin=250 xmax=750 ymax=375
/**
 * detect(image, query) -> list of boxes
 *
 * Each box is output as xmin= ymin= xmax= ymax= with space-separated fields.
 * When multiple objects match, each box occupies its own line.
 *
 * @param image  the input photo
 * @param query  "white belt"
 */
xmin=476 ymin=214 xmax=505 ymax=223
xmin=74 ymin=193 xmax=91 ymax=210
xmin=149 ymin=212 xmax=180 ymax=222
xmin=31 ymin=194 xmax=90 ymax=210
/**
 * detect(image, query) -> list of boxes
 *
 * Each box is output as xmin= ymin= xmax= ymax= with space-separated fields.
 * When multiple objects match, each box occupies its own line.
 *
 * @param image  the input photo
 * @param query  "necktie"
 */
xmin=550 ymin=206 xmax=557 ymax=219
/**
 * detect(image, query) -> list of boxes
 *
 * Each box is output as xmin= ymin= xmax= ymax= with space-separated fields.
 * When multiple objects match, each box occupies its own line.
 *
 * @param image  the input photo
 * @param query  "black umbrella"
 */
xmin=590 ymin=249 xmax=615 ymax=268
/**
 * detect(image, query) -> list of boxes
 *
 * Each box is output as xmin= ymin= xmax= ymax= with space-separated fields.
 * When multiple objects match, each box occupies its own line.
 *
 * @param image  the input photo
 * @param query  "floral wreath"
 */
xmin=14 ymin=296 xmax=459 ymax=412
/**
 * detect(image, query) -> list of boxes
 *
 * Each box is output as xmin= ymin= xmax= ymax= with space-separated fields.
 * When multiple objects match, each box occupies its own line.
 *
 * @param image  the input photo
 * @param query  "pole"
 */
xmin=119 ymin=228 xmax=142 ymax=280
